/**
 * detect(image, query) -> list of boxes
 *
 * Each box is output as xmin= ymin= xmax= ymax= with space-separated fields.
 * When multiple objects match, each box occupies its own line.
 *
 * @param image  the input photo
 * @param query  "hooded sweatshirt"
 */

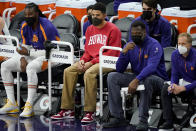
xmin=117 ymin=35 xmax=169 ymax=81
xmin=171 ymin=48 xmax=196 ymax=91
xmin=129 ymin=15 xmax=171 ymax=48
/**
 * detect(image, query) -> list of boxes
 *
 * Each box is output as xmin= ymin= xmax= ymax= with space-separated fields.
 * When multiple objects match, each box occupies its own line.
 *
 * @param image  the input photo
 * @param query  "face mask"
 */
xmin=88 ymin=15 xmax=92 ymax=24
xmin=132 ymin=35 xmax=144 ymax=46
xmin=25 ymin=17 xmax=36 ymax=26
xmin=178 ymin=45 xmax=188 ymax=54
xmin=92 ymin=18 xmax=102 ymax=26
xmin=142 ymin=11 xmax=153 ymax=20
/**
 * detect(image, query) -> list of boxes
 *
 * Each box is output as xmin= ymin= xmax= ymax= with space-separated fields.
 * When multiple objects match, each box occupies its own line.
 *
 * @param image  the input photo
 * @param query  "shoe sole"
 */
xmin=20 ymin=112 xmax=34 ymax=118
xmin=7 ymin=109 xmax=19 ymax=114
xmin=0 ymin=112 xmax=19 ymax=115
xmin=81 ymin=120 xmax=96 ymax=125
xmin=0 ymin=109 xmax=19 ymax=114
xmin=51 ymin=116 xmax=75 ymax=120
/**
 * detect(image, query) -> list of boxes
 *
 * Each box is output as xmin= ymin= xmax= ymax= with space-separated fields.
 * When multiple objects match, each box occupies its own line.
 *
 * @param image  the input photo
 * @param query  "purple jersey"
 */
xmin=20 ymin=17 xmax=60 ymax=49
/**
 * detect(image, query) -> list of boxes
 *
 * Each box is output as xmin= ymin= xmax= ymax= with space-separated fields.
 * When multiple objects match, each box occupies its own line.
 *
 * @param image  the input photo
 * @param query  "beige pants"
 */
xmin=61 ymin=62 xmax=113 ymax=112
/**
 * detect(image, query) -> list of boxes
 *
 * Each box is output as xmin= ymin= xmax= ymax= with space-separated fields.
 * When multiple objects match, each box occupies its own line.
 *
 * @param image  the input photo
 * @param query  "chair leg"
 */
xmin=176 ymin=103 xmax=195 ymax=130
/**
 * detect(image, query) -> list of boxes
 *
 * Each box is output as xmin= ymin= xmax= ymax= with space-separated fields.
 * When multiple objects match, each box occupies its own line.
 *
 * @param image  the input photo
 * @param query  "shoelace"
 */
xmin=61 ymin=110 xmax=73 ymax=115
xmin=58 ymin=110 xmax=65 ymax=116
xmin=21 ymin=102 xmax=32 ymax=111
xmin=57 ymin=110 xmax=67 ymax=116
xmin=3 ymin=99 xmax=17 ymax=108
xmin=86 ymin=113 xmax=90 ymax=116
xmin=83 ymin=113 xmax=93 ymax=119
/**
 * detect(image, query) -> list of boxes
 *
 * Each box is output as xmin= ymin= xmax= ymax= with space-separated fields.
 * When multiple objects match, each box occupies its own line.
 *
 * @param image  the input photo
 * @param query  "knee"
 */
xmin=1 ymin=61 xmax=8 ymax=74
xmin=84 ymin=69 xmax=94 ymax=79
xmin=64 ymin=67 xmax=70 ymax=74
xmin=84 ymin=72 xmax=90 ymax=79
xmin=144 ymin=76 xmax=154 ymax=83
xmin=26 ymin=65 xmax=36 ymax=76
xmin=161 ymin=83 xmax=170 ymax=95
xmin=143 ymin=76 xmax=155 ymax=91
xmin=107 ymin=72 xmax=119 ymax=84
xmin=64 ymin=65 xmax=76 ymax=75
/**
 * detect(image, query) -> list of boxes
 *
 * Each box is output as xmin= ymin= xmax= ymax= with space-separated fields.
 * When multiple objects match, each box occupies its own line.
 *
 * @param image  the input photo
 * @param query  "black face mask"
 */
xmin=92 ymin=18 xmax=102 ymax=26
xmin=132 ymin=35 xmax=144 ymax=46
xmin=25 ymin=17 xmax=36 ymax=26
xmin=142 ymin=11 xmax=153 ymax=20
xmin=88 ymin=15 xmax=92 ymax=24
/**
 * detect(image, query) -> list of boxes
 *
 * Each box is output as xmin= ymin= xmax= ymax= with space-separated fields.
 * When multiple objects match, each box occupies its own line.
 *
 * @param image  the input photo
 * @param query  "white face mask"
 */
xmin=178 ymin=45 xmax=188 ymax=54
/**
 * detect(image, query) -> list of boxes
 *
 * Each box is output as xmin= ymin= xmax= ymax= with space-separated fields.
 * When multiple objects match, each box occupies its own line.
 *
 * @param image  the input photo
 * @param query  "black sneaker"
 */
xmin=159 ymin=122 xmax=173 ymax=131
xmin=102 ymin=117 xmax=128 ymax=128
xmin=136 ymin=121 xmax=148 ymax=131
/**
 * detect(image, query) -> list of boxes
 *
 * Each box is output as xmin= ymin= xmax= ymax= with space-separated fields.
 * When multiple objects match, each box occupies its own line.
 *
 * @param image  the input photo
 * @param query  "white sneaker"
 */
xmin=0 ymin=99 xmax=19 ymax=114
xmin=81 ymin=112 xmax=95 ymax=124
xmin=20 ymin=102 xmax=34 ymax=118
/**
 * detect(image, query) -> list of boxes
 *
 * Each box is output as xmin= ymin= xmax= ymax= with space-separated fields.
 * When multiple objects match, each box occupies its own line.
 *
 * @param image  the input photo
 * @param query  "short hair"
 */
xmin=25 ymin=3 xmax=46 ymax=17
xmin=131 ymin=20 xmax=146 ymax=30
xmin=92 ymin=2 xmax=106 ymax=14
xmin=178 ymin=33 xmax=192 ymax=44
xmin=142 ymin=0 xmax=157 ymax=9
xmin=87 ymin=5 xmax=94 ymax=12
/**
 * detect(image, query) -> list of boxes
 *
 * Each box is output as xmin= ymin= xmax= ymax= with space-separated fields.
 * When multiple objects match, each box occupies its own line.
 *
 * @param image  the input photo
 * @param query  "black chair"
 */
xmin=9 ymin=29 xmax=22 ymax=46
xmin=9 ymin=11 xmax=25 ymax=31
xmin=170 ymin=24 xmax=179 ymax=47
xmin=114 ymin=17 xmax=134 ymax=44
xmin=6 ymin=11 xmax=24 ymax=45
xmin=106 ymin=2 xmax=117 ymax=20
xmin=60 ymin=33 xmax=80 ymax=52
xmin=176 ymin=90 xmax=196 ymax=130
xmin=163 ymin=47 xmax=176 ymax=77
xmin=52 ymin=14 xmax=79 ymax=37
xmin=38 ymin=33 xmax=80 ymax=84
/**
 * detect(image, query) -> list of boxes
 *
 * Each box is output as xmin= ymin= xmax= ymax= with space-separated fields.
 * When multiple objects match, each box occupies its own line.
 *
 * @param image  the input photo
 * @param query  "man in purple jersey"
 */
xmin=0 ymin=3 xmax=60 ymax=118
xmin=128 ymin=0 xmax=171 ymax=48
xmin=103 ymin=20 xmax=168 ymax=130
xmin=160 ymin=33 xmax=196 ymax=130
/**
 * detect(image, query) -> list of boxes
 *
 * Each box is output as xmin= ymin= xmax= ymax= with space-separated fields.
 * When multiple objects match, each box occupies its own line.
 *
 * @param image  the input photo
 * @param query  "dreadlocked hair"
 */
xmin=25 ymin=3 xmax=46 ymax=18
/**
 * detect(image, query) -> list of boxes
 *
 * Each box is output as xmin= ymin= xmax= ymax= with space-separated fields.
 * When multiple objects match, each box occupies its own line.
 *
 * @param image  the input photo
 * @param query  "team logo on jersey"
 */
xmin=32 ymin=34 xmax=38 ymax=43
xmin=154 ymin=47 xmax=159 ymax=53
xmin=144 ymin=54 xmax=148 ymax=59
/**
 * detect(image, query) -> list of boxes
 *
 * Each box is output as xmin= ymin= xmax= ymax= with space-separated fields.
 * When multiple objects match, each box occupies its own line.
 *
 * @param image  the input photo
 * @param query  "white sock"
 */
xmin=5 ymin=86 xmax=15 ymax=104
xmin=26 ymin=88 xmax=37 ymax=105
